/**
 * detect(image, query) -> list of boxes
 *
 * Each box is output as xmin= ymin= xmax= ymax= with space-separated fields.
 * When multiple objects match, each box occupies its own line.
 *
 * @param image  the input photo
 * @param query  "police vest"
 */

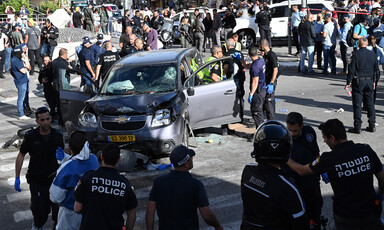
xmin=223 ymin=43 xmax=242 ymax=53
xmin=203 ymin=56 xmax=223 ymax=83
xmin=190 ymin=57 xmax=204 ymax=80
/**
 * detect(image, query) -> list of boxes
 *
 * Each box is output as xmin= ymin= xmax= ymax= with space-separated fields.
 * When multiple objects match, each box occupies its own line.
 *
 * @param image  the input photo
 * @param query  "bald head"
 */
xmin=129 ymin=34 xmax=137 ymax=45
xmin=358 ymin=37 xmax=368 ymax=48
xmin=105 ymin=41 xmax=112 ymax=50
xmin=226 ymin=38 xmax=235 ymax=49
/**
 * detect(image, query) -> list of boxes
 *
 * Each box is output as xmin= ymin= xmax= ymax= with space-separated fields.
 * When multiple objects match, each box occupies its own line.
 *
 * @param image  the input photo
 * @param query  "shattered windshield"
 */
xmin=100 ymin=63 xmax=178 ymax=95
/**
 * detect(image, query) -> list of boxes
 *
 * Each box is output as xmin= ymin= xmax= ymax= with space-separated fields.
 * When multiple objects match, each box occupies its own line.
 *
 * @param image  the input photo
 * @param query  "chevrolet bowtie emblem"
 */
xmin=114 ymin=116 xmax=131 ymax=123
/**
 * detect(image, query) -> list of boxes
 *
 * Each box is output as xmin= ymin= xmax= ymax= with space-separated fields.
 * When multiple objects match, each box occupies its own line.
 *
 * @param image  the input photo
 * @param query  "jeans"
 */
xmin=4 ymin=47 xmax=12 ymax=72
xmin=300 ymin=46 xmax=314 ymax=72
xmin=41 ymin=43 xmax=55 ymax=58
xmin=108 ymin=19 xmax=114 ymax=34
xmin=322 ymin=44 xmax=336 ymax=74
xmin=14 ymin=80 xmax=30 ymax=117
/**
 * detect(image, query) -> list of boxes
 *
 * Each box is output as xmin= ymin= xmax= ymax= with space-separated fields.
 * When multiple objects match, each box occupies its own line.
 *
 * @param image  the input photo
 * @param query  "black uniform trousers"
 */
xmin=340 ymin=42 xmax=348 ymax=73
xmin=263 ymin=81 xmax=277 ymax=120
xmin=43 ymin=83 xmax=53 ymax=111
xmin=259 ymin=25 xmax=272 ymax=48
xmin=28 ymin=49 xmax=42 ymax=74
xmin=235 ymin=77 xmax=245 ymax=122
xmin=352 ymin=78 xmax=376 ymax=129
xmin=0 ymin=50 xmax=4 ymax=73
xmin=251 ymin=89 xmax=266 ymax=128
xmin=315 ymin=41 xmax=323 ymax=69
xmin=292 ymin=26 xmax=301 ymax=53
xmin=52 ymin=83 xmax=63 ymax=124
xmin=30 ymin=182 xmax=59 ymax=228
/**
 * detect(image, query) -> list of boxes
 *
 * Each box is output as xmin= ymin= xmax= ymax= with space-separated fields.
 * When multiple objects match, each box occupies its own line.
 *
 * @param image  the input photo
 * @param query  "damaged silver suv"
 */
xmin=59 ymin=48 xmax=241 ymax=156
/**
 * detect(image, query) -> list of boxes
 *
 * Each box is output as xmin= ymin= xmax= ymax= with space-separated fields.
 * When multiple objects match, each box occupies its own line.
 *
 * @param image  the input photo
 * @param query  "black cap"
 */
xmin=170 ymin=145 xmax=196 ymax=166
xmin=97 ymin=33 xmax=104 ymax=40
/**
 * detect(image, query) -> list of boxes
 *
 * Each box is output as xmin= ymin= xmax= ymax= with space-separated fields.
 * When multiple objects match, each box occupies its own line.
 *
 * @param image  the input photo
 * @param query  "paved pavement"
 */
xmin=0 ymin=43 xmax=383 ymax=229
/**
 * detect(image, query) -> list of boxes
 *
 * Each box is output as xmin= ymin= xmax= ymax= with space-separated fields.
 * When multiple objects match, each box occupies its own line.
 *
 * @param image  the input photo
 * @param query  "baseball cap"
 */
xmin=3 ymin=22 xmax=8 ymax=27
xmin=342 ymin=13 xmax=349 ymax=18
xmin=324 ymin=13 xmax=331 ymax=19
xmin=170 ymin=145 xmax=196 ymax=166
xmin=97 ymin=33 xmax=104 ymax=40
xmin=28 ymin=18 xmax=35 ymax=26
xmin=83 ymin=36 xmax=91 ymax=45
xmin=15 ymin=23 xmax=22 ymax=28
xmin=107 ymin=6 xmax=112 ymax=11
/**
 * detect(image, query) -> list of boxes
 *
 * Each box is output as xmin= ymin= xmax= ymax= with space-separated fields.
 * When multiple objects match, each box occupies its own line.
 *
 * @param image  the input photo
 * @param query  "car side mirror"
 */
xmin=187 ymin=87 xmax=195 ymax=96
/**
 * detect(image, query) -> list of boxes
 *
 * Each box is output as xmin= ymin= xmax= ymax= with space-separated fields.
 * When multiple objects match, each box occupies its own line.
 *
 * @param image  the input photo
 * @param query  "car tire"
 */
xmin=239 ymin=30 xmax=255 ymax=48
xmin=182 ymin=122 xmax=189 ymax=147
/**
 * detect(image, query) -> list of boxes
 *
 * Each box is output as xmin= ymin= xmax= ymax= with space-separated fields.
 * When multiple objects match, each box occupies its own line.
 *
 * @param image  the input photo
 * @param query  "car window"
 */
xmin=307 ymin=4 xmax=329 ymax=11
xmin=270 ymin=6 xmax=288 ymax=18
xmin=101 ymin=63 xmax=178 ymax=95
xmin=185 ymin=50 xmax=204 ymax=74
xmin=181 ymin=60 xmax=191 ymax=87
xmin=173 ymin=14 xmax=180 ymax=21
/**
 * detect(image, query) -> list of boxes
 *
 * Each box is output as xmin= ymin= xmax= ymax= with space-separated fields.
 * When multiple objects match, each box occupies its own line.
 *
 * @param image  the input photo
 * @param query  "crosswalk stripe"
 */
xmin=7 ymin=191 xmax=30 ymax=203
xmin=0 ymin=151 xmax=18 ymax=160
xmin=0 ymin=160 xmax=28 ymax=172
xmin=13 ymin=210 xmax=33 ymax=223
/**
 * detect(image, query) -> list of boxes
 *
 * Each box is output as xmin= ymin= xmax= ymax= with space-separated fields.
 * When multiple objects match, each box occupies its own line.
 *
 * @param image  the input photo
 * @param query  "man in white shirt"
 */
xmin=0 ymin=26 xmax=8 ymax=79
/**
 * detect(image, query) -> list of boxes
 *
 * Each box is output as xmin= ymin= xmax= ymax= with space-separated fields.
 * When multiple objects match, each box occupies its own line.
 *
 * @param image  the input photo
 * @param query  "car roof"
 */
xmin=270 ymin=0 xmax=334 ymax=7
xmin=117 ymin=48 xmax=194 ymax=66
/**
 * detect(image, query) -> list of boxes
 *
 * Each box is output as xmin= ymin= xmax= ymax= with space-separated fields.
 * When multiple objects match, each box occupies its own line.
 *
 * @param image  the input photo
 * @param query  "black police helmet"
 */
xmin=251 ymin=120 xmax=292 ymax=165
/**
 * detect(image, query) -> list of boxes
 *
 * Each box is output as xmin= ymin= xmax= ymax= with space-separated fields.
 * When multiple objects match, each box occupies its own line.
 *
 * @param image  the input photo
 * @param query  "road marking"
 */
xmin=13 ymin=210 xmax=33 ymax=223
xmin=0 ymin=160 xmax=28 ymax=172
xmin=0 ymin=151 xmax=18 ymax=160
xmin=7 ymin=191 xmax=30 ymax=203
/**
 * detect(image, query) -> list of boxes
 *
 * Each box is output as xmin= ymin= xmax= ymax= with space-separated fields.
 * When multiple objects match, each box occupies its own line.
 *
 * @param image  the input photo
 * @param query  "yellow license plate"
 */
xmin=108 ymin=135 xmax=136 ymax=142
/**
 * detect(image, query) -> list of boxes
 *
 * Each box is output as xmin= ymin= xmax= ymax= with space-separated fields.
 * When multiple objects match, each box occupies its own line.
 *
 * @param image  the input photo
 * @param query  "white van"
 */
xmin=233 ymin=0 xmax=335 ymax=47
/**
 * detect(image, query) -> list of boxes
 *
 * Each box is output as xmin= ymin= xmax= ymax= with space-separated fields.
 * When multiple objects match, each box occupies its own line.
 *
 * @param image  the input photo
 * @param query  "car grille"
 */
xmin=100 ymin=115 xmax=147 ymax=131
xmin=101 ymin=121 xmax=146 ymax=131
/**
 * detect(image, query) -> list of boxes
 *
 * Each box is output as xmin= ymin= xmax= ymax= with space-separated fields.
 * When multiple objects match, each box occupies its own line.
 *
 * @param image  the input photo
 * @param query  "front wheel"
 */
xmin=239 ymin=30 xmax=255 ymax=48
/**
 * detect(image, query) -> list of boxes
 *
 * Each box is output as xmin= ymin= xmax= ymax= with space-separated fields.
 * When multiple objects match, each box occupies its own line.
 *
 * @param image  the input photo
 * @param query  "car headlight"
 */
xmin=79 ymin=112 xmax=98 ymax=128
xmin=152 ymin=109 xmax=171 ymax=128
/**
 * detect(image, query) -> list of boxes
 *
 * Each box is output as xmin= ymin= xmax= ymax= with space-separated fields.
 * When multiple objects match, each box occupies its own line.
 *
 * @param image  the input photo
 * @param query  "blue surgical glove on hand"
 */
xmin=321 ymin=173 xmax=330 ymax=184
xmin=56 ymin=147 xmax=64 ymax=161
xmin=266 ymin=83 xmax=274 ymax=94
xmin=14 ymin=177 xmax=21 ymax=192
xmin=158 ymin=164 xmax=173 ymax=170
xmin=222 ymin=75 xmax=227 ymax=80
xmin=248 ymin=95 xmax=253 ymax=104
xmin=233 ymin=52 xmax=242 ymax=61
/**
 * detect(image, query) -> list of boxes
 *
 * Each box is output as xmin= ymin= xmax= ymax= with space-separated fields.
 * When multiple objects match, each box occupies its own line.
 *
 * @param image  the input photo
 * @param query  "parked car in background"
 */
xmin=233 ymin=0 xmax=335 ymax=47
xmin=59 ymin=48 xmax=240 ymax=157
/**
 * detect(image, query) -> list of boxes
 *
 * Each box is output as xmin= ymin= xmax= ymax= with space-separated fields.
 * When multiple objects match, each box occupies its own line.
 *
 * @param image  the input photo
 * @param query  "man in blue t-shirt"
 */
xmin=11 ymin=46 xmax=31 ymax=120
xmin=146 ymin=146 xmax=223 ymax=230
xmin=247 ymin=46 xmax=266 ymax=128
xmin=353 ymin=18 xmax=368 ymax=49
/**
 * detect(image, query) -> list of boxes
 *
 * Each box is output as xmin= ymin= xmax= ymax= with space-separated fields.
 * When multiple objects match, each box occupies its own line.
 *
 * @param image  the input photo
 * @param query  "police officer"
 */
xmin=14 ymin=107 xmax=64 ymax=230
xmin=78 ymin=36 xmax=96 ymax=88
xmin=284 ymin=112 xmax=323 ymax=229
xmin=202 ymin=45 xmax=223 ymax=83
xmin=239 ymin=46 xmax=266 ymax=127
xmin=83 ymin=4 xmax=95 ymax=32
xmin=255 ymin=3 xmax=272 ymax=48
xmin=74 ymin=143 xmax=137 ymax=230
xmin=95 ymin=41 xmax=120 ymax=84
xmin=241 ymin=120 xmax=309 ymax=229
xmin=288 ymin=118 xmax=384 ymax=230
xmin=91 ymin=34 xmax=106 ymax=64
xmin=260 ymin=38 xmax=279 ymax=120
xmin=146 ymin=145 xmax=223 ymax=230
xmin=345 ymin=37 xmax=378 ymax=133
xmin=223 ymin=38 xmax=245 ymax=122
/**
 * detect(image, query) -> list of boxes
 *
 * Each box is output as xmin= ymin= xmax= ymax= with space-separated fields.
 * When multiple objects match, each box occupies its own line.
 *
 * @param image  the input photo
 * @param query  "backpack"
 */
xmin=346 ymin=24 xmax=362 ymax=47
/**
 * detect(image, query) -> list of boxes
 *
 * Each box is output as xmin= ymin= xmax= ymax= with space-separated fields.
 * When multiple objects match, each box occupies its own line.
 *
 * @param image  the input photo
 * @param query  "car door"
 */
xmin=59 ymin=69 xmax=96 ymax=124
xmin=270 ymin=5 xmax=289 ymax=38
xmin=183 ymin=57 xmax=241 ymax=130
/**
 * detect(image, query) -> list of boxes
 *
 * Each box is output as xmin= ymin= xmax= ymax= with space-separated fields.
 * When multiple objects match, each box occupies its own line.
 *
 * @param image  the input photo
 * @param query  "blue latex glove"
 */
xmin=233 ymin=52 xmax=242 ymax=61
xmin=222 ymin=75 xmax=227 ymax=80
xmin=158 ymin=164 xmax=173 ymax=170
xmin=248 ymin=95 xmax=253 ymax=104
xmin=266 ymin=83 xmax=274 ymax=94
xmin=321 ymin=173 xmax=330 ymax=184
xmin=14 ymin=177 xmax=21 ymax=192
xmin=56 ymin=147 xmax=64 ymax=161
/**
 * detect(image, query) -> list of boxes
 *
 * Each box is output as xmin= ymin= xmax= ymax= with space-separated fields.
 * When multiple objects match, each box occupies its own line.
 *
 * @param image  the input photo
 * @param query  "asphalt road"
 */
xmin=0 ymin=44 xmax=383 ymax=229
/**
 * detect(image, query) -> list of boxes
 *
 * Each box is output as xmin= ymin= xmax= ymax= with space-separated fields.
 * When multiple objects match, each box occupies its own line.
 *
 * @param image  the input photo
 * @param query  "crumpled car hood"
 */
xmin=85 ymin=91 xmax=179 ymax=115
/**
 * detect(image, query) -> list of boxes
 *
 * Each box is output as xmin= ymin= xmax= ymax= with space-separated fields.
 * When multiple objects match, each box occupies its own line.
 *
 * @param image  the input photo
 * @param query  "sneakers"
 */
xmin=19 ymin=115 xmax=31 ymax=120
xmin=0 ymin=73 xmax=5 ymax=79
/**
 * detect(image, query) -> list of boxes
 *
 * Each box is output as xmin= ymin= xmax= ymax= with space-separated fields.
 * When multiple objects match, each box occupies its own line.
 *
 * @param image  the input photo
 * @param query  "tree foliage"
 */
xmin=0 ymin=0 xmax=32 ymax=16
